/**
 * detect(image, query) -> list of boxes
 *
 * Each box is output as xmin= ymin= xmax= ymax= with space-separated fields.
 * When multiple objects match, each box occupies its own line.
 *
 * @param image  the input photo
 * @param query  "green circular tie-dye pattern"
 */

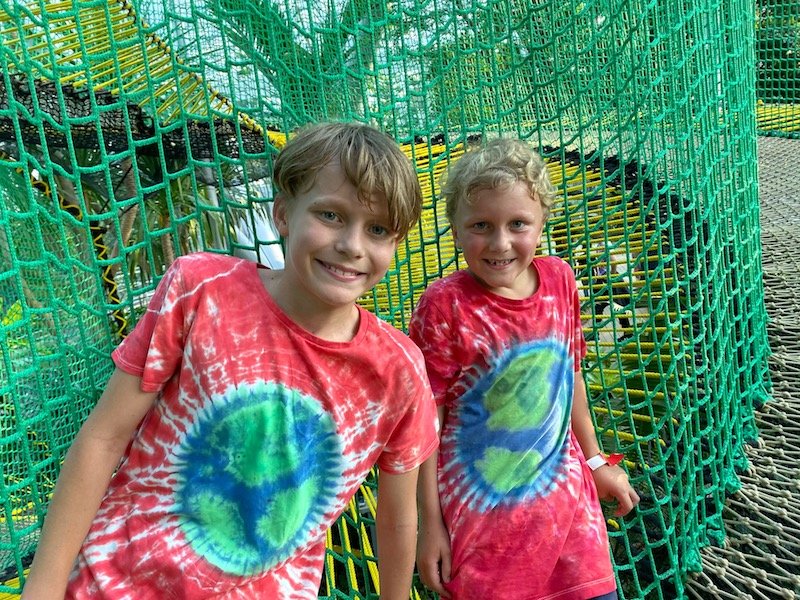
xmin=483 ymin=351 xmax=557 ymax=431
xmin=175 ymin=381 xmax=342 ymax=576
xmin=447 ymin=341 xmax=571 ymax=509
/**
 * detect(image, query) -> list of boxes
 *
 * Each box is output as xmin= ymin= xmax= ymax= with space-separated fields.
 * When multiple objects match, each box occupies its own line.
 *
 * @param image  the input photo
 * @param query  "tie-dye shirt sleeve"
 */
xmin=409 ymin=295 xmax=460 ymax=407
xmin=368 ymin=318 xmax=440 ymax=474
xmin=569 ymin=264 xmax=588 ymax=371
xmin=112 ymin=259 xmax=188 ymax=391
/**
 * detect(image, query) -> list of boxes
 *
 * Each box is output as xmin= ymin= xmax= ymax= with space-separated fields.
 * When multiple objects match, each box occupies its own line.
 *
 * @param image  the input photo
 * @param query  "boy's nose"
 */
xmin=488 ymin=230 xmax=511 ymax=251
xmin=334 ymin=226 xmax=366 ymax=257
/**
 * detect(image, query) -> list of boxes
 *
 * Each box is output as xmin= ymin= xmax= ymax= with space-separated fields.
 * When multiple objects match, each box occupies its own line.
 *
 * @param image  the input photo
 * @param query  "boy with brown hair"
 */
xmin=22 ymin=122 xmax=439 ymax=599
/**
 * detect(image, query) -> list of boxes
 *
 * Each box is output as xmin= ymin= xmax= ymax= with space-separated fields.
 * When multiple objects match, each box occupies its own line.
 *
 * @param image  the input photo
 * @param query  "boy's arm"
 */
xmin=21 ymin=369 xmax=157 ymax=599
xmin=416 ymin=457 xmax=451 ymax=597
xmin=416 ymin=405 xmax=451 ymax=598
xmin=376 ymin=468 xmax=420 ymax=600
xmin=571 ymin=373 xmax=640 ymax=517
xmin=571 ymin=373 xmax=602 ymax=459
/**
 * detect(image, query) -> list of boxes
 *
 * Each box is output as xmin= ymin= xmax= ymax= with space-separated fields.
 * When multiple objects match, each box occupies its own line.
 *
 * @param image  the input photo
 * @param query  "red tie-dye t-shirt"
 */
xmin=409 ymin=256 xmax=616 ymax=600
xmin=66 ymin=252 xmax=438 ymax=599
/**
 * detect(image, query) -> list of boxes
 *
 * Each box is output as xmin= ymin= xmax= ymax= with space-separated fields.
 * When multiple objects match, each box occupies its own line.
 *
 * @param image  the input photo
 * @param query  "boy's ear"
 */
xmin=451 ymin=226 xmax=461 ymax=249
xmin=272 ymin=195 xmax=289 ymax=237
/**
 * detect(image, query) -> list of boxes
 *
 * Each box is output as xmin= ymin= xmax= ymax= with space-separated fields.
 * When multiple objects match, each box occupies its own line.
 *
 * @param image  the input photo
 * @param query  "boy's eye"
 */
xmin=319 ymin=211 xmax=339 ymax=222
xmin=368 ymin=224 xmax=393 ymax=238
xmin=510 ymin=220 xmax=527 ymax=230
xmin=471 ymin=222 xmax=488 ymax=231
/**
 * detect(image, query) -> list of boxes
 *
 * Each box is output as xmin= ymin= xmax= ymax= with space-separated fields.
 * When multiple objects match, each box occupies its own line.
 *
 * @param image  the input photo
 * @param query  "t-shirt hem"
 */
xmin=111 ymin=349 xmax=161 ymax=393
xmin=538 ymin=575 xmax=617 ymax=600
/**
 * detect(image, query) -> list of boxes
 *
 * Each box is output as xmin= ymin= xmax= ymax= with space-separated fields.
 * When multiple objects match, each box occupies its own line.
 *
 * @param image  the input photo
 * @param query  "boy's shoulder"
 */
xmin=365 ymin=309 xmax=422 ymax=347
xmin=534 ymin=254 xmax=577 ymax=282
xmin=168 ymin=252 xmax=254 ymax=283
xmin=172 ymin=251 xmax=250 ymax=270
xmin=419 ymin=269 xmax=472 ymax=299
xmin=534 ymin=253 xmax=572 ymax=271
xmin=359 ymin=309 xmax=428 ymax=369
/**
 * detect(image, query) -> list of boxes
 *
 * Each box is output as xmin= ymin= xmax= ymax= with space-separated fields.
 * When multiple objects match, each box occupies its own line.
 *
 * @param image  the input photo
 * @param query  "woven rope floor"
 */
xmin=684 ymin=136 xmax=800 ymax=600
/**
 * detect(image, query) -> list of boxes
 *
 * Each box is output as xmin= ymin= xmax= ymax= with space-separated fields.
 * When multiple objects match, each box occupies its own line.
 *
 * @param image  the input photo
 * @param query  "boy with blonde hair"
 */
xmin=410 ymin=138 xmax=639 ymax=600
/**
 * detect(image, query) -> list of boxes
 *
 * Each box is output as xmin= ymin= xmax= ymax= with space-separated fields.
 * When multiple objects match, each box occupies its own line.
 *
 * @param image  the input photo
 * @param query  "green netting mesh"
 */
xmin=0 ymin=0 xmax=777 ymax=598
xmin=756 ymin=0 xmax=800 ymax=137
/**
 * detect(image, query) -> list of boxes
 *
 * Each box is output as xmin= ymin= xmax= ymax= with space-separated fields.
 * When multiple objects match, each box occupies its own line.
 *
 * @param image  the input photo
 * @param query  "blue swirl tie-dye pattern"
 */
xmin=174 ymin=381 xmax=342 ymax=576
xmin=442 ymin=339 xmax=573 ymax=512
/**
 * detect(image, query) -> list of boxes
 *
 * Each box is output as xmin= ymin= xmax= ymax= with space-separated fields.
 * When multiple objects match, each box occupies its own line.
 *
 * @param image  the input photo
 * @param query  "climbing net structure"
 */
xmin=683 ymin=136 xmax=800 ymax=600
xmin=1 ymin=0 xmax=796 ymax=598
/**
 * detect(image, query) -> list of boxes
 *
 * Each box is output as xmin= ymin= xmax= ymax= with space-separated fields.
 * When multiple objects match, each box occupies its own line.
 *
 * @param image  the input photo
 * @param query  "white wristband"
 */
xmin=586 ymin=453 xmax=608 ymax=471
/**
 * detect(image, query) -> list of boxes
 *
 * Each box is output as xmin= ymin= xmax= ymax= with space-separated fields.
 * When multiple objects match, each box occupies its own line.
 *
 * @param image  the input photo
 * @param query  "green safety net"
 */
xmin=756 ymin=0 xmax=800 ymax=137
xmin=0 ymin=0 xmax=777 ymax=598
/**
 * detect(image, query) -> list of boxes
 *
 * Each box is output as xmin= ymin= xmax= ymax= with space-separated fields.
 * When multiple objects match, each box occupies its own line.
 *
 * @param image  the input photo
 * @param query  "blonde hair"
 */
xmin=272 ymin=122 xmax=422 ymax=238
xmin=439 ymin=138 xmax=556 ymax=223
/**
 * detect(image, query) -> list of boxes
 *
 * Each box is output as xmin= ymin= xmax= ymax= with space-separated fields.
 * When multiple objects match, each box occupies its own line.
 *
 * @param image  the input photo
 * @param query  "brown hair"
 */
xmin=439 ymin=137 xmax=556 ymax=223
xmin=272 ymin=122 xmax=423 ymax=238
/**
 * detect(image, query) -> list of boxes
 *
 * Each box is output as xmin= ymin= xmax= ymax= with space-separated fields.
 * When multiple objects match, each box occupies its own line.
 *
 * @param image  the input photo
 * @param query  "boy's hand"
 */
xmin=592 ymin=464 xmax=640 ymax=516
xmin=416 ymin=515 xmax=452 ymax=598
xmin=376 ymin=470 xmax=420 ymax=600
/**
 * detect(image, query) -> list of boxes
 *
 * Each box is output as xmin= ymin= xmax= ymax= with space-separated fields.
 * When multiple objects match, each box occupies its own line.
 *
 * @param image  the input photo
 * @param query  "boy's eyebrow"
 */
xmin=309 ymin=197 xmax=392 ymax=218
xmin=307 ymin=196 xmax=357 ymax=207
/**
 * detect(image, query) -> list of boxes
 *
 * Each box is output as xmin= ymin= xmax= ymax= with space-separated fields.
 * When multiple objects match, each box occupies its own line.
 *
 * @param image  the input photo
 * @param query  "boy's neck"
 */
xmin=258 ymin=269 xmax=361 ymax=342
xmin=467 ymin=262 xmax=540 ymax=300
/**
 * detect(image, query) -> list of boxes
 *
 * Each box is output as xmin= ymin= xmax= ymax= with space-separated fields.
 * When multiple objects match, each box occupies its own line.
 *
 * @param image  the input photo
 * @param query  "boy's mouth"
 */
xmin=318 ymin=260 xmax=365 ymax=280
xmin=485 ymin=258 xmax=514 ymax=267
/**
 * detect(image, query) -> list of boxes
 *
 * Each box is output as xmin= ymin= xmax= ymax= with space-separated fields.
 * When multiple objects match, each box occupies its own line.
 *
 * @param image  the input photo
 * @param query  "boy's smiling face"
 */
xmin=453 ymin=181 xmax=545 ymax=299
xmin=272 ymin=162 xmax=398 ymax=326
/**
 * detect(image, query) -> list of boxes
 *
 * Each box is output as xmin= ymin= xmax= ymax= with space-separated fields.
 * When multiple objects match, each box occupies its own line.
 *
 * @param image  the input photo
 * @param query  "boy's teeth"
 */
xmin=328 ymin=264 xmax=357 ymax=276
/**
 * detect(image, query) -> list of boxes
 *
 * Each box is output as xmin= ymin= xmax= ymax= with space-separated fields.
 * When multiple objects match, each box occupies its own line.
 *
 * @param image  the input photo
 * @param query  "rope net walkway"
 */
xmin=684 ymin=136 xmax=800 ymax=600
xmin=0 ymin=0 xmax=791 ymax=598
